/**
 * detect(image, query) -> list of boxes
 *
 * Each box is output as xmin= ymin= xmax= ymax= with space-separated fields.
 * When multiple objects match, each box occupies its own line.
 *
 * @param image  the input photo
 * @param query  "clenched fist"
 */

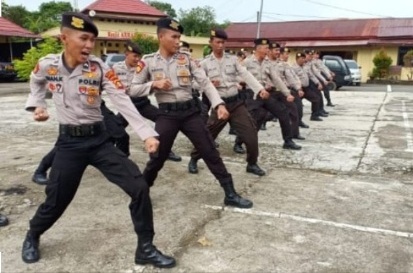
xmin=33 ymin=107 xmax=49 ymax=122
xmin=217 ymin=104 xmax=229 ymax=120
xmin=144 ymin=137 xmax=159 ymax=154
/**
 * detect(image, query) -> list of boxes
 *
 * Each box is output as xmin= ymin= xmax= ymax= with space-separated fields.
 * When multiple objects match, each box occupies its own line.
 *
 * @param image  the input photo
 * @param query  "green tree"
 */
xmin=372 ymin=48 xmax=393 ymax=79
xmin=14 ymin=37 xmax=63 ymax=80
xmin=148 ymin=1 xmax=177 ymax=18
xmin=131 ymin=33 xmax=159 ymax=54
xmin=178 ymin=6 xmax=219 ymax=36
xmin=2 ymin=4 xmax=31 ymax=28
xmin=27 ymin=1 xmax=73 ymax=33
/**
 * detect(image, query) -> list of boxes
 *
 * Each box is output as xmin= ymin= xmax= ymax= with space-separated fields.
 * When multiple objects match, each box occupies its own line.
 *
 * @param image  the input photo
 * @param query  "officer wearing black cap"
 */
xmin=114 ymin=41 xmax=182 ymax=162
xmin=304 ymin=49 xmax=329 ymax=118
xmin=293 ymin=51 xmax=322 ymax=121
xmin=237 ymin=38 xmax=301 ymax=150
xmin=21 ymin=12 xmax=175 ymax=268
xmin=276 ymin=46 xmax=306 ymax=138
xmin=179 ymin=40 xmax=191 ymax=53
xmin=188 ymin=28 xmax=268 ymax=176
xmin=130 ymin=18 xmax=253 ymax=209
xmin=312 ymin=50 xmax=335 ymax=106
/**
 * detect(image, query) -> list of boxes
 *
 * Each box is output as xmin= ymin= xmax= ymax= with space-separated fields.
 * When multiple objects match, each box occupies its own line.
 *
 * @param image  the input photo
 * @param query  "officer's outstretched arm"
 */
xmin=25 ymin=59 xmax=49 ymax=120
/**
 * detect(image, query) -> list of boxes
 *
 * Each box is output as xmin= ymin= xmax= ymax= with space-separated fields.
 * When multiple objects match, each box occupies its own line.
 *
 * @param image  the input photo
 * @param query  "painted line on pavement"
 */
xmin=401 ymin=100 xmax=413 ymax=152
xmin=203 ymin=205 xmax=413 ymax=238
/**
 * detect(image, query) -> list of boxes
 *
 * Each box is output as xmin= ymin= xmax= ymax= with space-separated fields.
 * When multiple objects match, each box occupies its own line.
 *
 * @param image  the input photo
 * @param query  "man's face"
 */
xmin=256 ymin=44 xmax=269 ymax=58
xmin=297 ymin=56 xmax=306 ymax=65
xmin=269 ymin=48 xmax=280 ymax=59
xmin=305 ymin=54 xmax=313 ymax=61
xmin=313 ymin=53 xmax=320 ymax=59
xmin=158 ymin=29 xmax=181 ymax=54
xmin=210 ymin=37 xmax=226 ymax=55
xmin=125 ymin=51 xmax=141 ymax=67
xmin=280 ymin=52 xmax=289 ymax=61
xmin=60 ymin=28 xmax=95 ymax=65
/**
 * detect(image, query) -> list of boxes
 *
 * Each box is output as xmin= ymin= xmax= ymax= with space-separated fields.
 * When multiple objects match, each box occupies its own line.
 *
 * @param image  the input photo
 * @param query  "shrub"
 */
xmin=13 ymin=37 xmax=62 ymax=81
xmin=372 ymin=48 xmax=393 ymax=79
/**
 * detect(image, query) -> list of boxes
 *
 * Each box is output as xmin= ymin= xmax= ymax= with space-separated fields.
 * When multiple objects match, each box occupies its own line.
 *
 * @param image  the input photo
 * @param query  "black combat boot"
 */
xmin=283 ymin=139 xmax=302 ymax=150
xmin=222 ymin=181 xmax=253 ymax=209
xmin=0 ymin=214 xmax=9 ymax=227
xmin=233 ymin=143 xmax=246 ymax=154
xmin=135 ymin=239 xmax=176 ymax=268
xmin=188 ymin=158 xmax=198 ymax=174
xmin=310 ymin=115 xmax=323 ymax=121
xmin=326 ymin=101 xmax=335 ymax=107
xmin=32 ymin=163 xmax=49 ymax=185
xmin=167 ymin=151 xmax=182 ymax=162
xmin=260 ymin=122 xmax=267 ymax=130
xmin=246 ymin=163 xmax=266 ymax=176
xmin=299 ymin=121 xmax=309 ymax=128
xmin=22 ymin=231 xmax=40 ymax=263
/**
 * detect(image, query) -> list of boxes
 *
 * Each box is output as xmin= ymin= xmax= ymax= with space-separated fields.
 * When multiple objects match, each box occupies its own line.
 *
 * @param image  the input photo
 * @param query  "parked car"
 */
xmin=102 ymin=53 xmax=125 ymax=68
xmin=0 ymin=62 xmax=17 ymax=82
xmin=344 ymin=59 xmax=362 ymax=86
xmin=322 ymin=55 xmax=352 ymax=90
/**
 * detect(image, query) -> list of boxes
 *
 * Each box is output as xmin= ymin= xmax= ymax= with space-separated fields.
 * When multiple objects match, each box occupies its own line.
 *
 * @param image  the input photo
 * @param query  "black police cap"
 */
xmin=61 ymin=12 xmax=98 ymax=37
xmin=296 ymin=52 xmax=306 ymax=58
xmin=269 ymin=42 xmax=281 ymax=49
xmin=210 ymin=28 xmax=228 ymax=39
xmin=254 ymin=38 xmax=270 ymax=46
xmin=179 ymin=41 xmax=190 ymax=48
xmin=304 ymin=49 xmax=313 ymax=55
xmin=280 ymin=47 xmax=290 ymax=53
xmin=125 ymin=41 xmax=142 ymax=55
xmin=156 ymin=17 xmax=184 ymax=34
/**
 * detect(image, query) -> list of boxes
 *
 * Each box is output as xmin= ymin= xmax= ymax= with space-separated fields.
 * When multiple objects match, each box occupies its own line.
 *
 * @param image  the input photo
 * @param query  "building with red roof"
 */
xmin=225 ymin=18 xmax=413 ymax=82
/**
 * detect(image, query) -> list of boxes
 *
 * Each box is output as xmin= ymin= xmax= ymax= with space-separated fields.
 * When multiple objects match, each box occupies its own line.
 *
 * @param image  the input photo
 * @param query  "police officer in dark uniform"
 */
xmin=130 ymin=18 xmax=253 ymax=209
xmin=22 ymin=12 xmax=175 ymax=268
xmin=114 ymin=41 xmax=182 ymax=162
xmin=0 ymin=213 xmax=8 ymax=227
xmin=188 ymin=28 xmax=267 ymax=176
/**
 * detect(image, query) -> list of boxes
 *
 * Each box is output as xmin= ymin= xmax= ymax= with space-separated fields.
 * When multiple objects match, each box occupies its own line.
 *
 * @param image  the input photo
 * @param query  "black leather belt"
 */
xmin=158 ymin=99 xmax=199 ymax=111
xmin=59 ymin=122 xmax=106 ymax=137
xmin=131 ymin=96 xmax=151 ymax=108
xmin=222 ymin=94 xmax=240 ymax=104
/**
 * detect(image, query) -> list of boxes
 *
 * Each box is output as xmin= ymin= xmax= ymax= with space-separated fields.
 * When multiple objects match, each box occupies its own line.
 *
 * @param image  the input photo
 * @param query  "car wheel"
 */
xmin=356 ymin=82 xmax=361 ymax=86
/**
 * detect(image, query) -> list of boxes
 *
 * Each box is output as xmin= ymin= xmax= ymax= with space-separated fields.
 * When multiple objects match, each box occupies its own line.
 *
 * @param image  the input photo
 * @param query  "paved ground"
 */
xmin=1 ymin=85 xmax=413 ymax=273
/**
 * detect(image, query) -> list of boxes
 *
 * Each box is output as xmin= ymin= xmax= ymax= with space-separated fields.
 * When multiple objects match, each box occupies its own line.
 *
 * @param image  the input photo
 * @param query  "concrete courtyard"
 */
xmin=1 ymin=85 xmax=413 ymax=272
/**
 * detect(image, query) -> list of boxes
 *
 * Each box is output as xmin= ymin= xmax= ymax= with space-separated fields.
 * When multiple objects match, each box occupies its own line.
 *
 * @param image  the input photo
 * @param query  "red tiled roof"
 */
xmin=0 ymin=17 xmax=39 ymax=38
xmin=82 ymin=0 xmax=167 ymax=17
xmin=225 ymin=18 xmax=413 ymax=43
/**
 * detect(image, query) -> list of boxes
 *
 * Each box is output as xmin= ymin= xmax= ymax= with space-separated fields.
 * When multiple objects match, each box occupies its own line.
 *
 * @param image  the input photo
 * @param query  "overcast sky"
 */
xmin=3 ymin=0 xmax=413 ymax=23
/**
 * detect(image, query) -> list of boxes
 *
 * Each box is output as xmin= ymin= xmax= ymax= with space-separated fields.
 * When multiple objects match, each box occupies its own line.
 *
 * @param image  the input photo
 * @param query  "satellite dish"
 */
xmin=89 ymin=10 xmax=96 ymax=17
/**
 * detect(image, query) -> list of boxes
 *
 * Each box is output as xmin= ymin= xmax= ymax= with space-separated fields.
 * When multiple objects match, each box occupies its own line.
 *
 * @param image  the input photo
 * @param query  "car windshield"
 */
xmin=345 ymin=60 xmax=358 ymax=69
xmin=111 ymin=55 xmax=125 ymax=62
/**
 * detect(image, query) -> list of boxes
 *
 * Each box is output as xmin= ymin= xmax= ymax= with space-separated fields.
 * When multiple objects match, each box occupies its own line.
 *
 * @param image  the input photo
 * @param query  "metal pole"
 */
xmin=8 ymin=37 xmax=13 ymax=62
xmin=256 ymin=0 xmax=264 ymax=38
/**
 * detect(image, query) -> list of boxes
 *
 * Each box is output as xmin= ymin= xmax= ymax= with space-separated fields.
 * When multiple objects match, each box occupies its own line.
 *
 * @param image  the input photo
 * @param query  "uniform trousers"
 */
xmin=35 ymin=102 xmax=130 ymax=175
xmin=236 ymin=90 xmax=292 ymax=144
xmin=143 ymin=105 xmax=232 ymax=187
xmin=190 ymin=100 xmax=258 ymax=164
xmin=303 ymin=85 xmax=321 ymax=117
xmin=282 ymin=91 xmax=300 ymax=137
xmin=30 ymin=132 xmax=154 ymax=242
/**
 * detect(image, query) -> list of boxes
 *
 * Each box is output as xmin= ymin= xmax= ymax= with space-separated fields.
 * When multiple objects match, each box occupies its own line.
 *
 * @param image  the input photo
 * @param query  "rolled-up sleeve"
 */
xmin=129 ymin=60 xmax=153 ymax=98
xmin=26 ymin=64 xmax=48 ymax=112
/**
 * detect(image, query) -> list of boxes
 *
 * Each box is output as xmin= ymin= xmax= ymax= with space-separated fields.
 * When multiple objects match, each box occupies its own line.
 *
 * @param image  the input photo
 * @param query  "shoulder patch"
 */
xmin=136 ymin=60 xmax=145 ymax=73
xmin=33 ymin=63 xmax=40 ymax=74
xmin=105 ymin=69 xmax=124 ymax=89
